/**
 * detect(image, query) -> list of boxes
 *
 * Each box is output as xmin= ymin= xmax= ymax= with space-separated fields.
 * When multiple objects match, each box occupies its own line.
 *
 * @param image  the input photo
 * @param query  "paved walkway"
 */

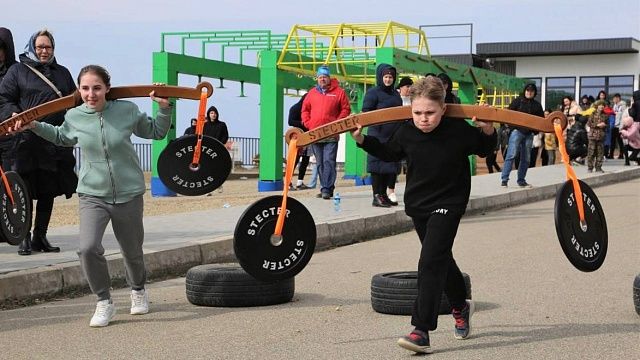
xmin=1 ymin=159 xmax=639 ymax=303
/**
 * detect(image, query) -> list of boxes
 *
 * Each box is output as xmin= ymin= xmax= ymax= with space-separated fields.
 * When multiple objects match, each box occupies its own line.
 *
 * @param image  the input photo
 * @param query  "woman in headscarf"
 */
xmin=0 ymin=29 xmax=78 ymax=255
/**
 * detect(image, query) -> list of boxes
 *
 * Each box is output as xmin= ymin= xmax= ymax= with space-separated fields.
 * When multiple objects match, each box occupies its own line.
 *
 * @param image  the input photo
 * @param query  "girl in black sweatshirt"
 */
xmin=351 ymin=76 xmax=496 ymax=354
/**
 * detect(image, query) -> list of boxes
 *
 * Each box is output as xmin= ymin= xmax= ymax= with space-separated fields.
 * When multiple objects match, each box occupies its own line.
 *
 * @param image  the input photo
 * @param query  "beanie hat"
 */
xmin=382 ymin=67 xmax=396 ymax=77
xmin=317 ymin=65 xmax=330 ymax=77
xmin=397 ymin=76 xmax=413 ymax=89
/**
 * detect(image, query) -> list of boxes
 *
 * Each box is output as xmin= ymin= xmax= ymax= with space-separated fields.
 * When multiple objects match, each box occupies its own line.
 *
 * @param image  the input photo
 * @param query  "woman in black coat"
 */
xmin=0 ymin=29 xmax=78 ymax=255
xmin=361 ymin=63 xmax=403 ymax=207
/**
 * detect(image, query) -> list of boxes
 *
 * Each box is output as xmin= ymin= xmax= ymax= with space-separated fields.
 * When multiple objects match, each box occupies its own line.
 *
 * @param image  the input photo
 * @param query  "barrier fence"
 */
xmin=72 ymin=136 xmax=261 ymax=172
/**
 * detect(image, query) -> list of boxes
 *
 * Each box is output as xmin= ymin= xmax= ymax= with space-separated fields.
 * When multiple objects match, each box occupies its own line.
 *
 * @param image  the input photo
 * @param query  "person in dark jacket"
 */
xmin=203 ymin=105 xmax=229 ymax=144
xmin=351 ymin=76 xmax=496 ymax=354
xmin=437 ymin=73 xmax=460 ymax=104
xmin=0 ymin=27 xmax=17 ymax=171
xmin=628 ymin=90 xmax=640 ymax=122
xmin=183 ymin=118 xmax=197 ymax=135
xmin=288 ymin=93 xmax=311 ymax=190
xmin=0 ymin=27 xmax=16 ymax=84
xmin=362 ymin=63 xmax=403 ymax=207
xmin=0 ymin=29 xmax=78 ymax=255
xmin=499 ymin=83 xmax=544 ymax=188
xmin=566 ymin=117 xmax=588 ymax=164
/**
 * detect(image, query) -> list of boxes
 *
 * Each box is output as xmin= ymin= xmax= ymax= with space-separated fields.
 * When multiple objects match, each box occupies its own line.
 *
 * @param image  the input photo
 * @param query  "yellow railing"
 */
xmin=277 ymin=21 xmax=429 ymax=85
xmin=477 ymin=86 xmax=520 ymax=108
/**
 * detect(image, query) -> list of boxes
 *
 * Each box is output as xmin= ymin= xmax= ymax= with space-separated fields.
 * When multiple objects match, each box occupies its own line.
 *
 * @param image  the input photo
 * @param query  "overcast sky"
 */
xmin=4 ymin=0 xmax=639 ymax=138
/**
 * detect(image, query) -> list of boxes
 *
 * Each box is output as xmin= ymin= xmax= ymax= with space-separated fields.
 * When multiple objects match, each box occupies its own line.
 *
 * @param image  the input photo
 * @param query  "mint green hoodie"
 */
xmin=32 ymin=100 xmax=172 ymax=204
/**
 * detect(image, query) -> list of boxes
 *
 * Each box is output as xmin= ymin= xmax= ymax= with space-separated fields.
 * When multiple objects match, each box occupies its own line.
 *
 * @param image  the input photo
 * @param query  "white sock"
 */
xmin=296 ymin=179 xmax=303 ymax=186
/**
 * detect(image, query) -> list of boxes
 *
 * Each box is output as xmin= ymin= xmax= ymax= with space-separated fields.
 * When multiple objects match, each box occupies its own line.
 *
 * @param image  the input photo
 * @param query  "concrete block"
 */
xmin=508 ymin=188 xmax=529 ymax=206
xmin=363 ymin=213 xmax=395 ymax=240
xmin=0 ymin=267 xmax=63 ymax=302
xmin=145 ymin=244 xmax=202 ymax=278
xmin=314 ymin=223 xmax=332 ymax=251
xmin=328 ymin=217 xmax=365 ymax=247
xmin=59 ymin=263 xmax=89 ymax=292
xmin=199 ymin=236 xmax=235 ymax=264
xmin=392 ymin=210 xmax=413 ymax=233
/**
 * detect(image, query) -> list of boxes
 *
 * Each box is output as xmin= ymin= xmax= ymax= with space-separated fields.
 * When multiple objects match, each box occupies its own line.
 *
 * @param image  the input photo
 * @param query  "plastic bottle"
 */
xmin=333 ymin=192 xmax=341 ymax=212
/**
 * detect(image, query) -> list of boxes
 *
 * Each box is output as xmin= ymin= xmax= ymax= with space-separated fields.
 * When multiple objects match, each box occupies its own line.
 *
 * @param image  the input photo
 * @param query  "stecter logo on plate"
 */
xmin=234 ymin=195 xmax=316 ymax=282
xmin=554 ymin=180 xmax=608 ymax=272
xmin=157 ymin=134 xmax=231 ymax=196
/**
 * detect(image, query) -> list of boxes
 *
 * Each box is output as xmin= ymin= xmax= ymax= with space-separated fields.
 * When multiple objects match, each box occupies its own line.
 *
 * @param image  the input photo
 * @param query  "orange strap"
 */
xmin=0 ymin=166 xmax=15 ymax=207
xmin=274 ymin=138 xmax=299 ymax=236
xmin=554 ymin=123 xmax=586 ymax=223
xmin=191 ymin=92 xmax=209 ymax=166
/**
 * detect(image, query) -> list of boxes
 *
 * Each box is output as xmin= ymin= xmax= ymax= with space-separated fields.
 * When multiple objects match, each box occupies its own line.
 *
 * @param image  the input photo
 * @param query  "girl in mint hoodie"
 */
xmin=12 ymin=65 xmax=172 ymax=327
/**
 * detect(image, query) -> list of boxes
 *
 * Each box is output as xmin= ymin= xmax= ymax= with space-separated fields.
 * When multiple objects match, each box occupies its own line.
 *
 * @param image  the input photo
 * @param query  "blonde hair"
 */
xmin=409 ymin=76 xmax=445 ymax=107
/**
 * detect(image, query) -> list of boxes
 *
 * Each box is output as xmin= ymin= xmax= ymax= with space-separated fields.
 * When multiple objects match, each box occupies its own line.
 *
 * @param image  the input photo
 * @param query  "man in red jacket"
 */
xmin=301 ymin=65 xmax=351 ymax=199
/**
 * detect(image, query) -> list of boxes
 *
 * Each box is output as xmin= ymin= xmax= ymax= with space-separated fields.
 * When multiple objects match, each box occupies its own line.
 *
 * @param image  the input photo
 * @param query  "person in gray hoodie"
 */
xmin=11 ymin=65 xmax=172 ymax=327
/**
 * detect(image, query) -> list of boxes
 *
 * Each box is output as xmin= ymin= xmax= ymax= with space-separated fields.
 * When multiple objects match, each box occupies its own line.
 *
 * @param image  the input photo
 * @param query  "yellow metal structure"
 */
xmin=277 ymin=21 xmax=429 ymax=84
xmin=479 ymin=87 xmax=520 ymax=108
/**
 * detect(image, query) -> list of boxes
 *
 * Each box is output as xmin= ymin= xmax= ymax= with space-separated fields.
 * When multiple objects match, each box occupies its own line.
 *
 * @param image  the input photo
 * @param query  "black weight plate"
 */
xmin=0 ymin=171 xmax=32 ymax=245
xmin=157 ymin=135 xmax=231 ymax=196
xmin=234 ymin=195 xmax=316 ymax=282
xmin=554 ymin=180 xmax=608 ymax=272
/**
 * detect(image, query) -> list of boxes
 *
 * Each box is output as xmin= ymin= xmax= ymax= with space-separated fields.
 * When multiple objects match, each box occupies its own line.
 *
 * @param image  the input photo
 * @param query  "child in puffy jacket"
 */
xmin=620 ymin=116 xmax=640 ymax=165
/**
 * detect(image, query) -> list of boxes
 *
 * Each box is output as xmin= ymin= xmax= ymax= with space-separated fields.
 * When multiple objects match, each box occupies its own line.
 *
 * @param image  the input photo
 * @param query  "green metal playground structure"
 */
xmin=150 ymin=21 xmax=526 ymax=195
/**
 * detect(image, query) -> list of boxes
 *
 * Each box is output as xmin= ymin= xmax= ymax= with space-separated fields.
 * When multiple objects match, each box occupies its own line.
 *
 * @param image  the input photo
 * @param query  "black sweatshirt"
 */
xmin=358 ymin=118 xmax=497 ymax=218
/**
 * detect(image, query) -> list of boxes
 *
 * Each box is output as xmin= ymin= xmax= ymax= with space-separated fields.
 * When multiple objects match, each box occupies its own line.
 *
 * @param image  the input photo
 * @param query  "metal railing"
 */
xmin=72 ymin=136 xmax=260 ymax=172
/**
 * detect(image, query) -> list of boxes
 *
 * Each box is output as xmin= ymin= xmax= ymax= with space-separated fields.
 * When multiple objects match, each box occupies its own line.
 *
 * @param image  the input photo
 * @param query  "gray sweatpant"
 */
xmin=78 ymin=194 xmax=145 ymax=301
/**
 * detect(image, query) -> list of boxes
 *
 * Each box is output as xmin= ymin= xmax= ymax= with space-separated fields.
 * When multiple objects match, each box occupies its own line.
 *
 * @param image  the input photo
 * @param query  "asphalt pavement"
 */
xmin=1 ymin=160 xmax=639 ymax=305
xmin=0 ymin=177 xmax=637 ymax=359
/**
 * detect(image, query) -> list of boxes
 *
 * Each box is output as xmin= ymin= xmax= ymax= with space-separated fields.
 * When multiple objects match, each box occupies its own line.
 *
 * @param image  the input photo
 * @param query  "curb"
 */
xmin=2 ymin=167 xmax=639 ymax=306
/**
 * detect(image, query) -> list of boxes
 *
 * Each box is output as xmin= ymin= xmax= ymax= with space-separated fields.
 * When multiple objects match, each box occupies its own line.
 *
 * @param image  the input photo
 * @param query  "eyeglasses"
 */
xmin=35 ymin=45 xmax=53 ymax=51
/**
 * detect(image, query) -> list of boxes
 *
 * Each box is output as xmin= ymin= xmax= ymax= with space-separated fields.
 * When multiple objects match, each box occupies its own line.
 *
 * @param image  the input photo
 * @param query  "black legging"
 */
xmin=294 ymin=154 xmax=310 ymax=181
xmin=485 ymin=151 xmax=500 ymax=173
xmin=371 ymin=173 xmax=396 ymax=196
xmin=32 ymin=197 xmax=54 ymax=234
xmin=626 ymin=145 xmax=640 ymax=164
xmin=608 ymin=128 xmax=625 ymax=158
xmin=411 ymin=206 xmax=468 ymax=331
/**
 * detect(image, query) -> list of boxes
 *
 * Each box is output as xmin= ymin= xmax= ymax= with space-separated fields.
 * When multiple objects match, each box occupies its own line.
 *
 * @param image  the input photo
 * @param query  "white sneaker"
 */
xmin=130 ymin=289 xmax=149 ymax=315
xmin=90 ymin=299 xmax=116 ymax=327
xmin=387 ymin=192 xmax=398 ymax=203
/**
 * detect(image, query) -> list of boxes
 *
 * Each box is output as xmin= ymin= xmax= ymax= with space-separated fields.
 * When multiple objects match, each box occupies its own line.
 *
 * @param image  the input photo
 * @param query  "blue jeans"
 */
xmin=311 ymin=142 xmax=338 ymax=195
xmin=500 ymin=129 xmax=533 ymax=184
xmin=308 ymin=164 xmax=318 ymax=188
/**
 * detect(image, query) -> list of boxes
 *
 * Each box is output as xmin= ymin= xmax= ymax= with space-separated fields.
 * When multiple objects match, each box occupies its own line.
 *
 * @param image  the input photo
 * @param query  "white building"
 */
xmin=475 ymin=37 xmax=639 ymax=110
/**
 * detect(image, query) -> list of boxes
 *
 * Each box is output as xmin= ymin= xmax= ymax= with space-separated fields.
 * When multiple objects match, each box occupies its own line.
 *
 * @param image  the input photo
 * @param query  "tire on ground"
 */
xmin=371 ymin=271 xmax=471 ymax=316
xmin=186 ymin=263 xmax=294 ymax=307
xmin=634 ymin=273 xmax=640 ymax=316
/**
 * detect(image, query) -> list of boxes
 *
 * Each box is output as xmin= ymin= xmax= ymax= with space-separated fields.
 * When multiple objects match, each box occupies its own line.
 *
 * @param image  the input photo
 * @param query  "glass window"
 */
xmin=547 ymin=77 xmax=575 ymax=87
xmin=579 ymin=75 xmax=634 ymax=103
xmin=545 ymin=77 xmax=575 ymax=111
xmin=608 ymin=76 xmax=633 ymax=86
xmin=580 ymin=77 xmax=605 ymax=87
xmin=526 ymin=77 xmax=542 ymax=103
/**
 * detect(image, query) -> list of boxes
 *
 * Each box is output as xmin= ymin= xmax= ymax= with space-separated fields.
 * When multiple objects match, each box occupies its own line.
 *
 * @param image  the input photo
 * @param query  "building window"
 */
xmin=526 ymin=77 xmax=542 ymax=103
xmin=579 ymin=75 xmax=634 ymax=103
xmin=545 ymin=77 xmax=576 ymax=111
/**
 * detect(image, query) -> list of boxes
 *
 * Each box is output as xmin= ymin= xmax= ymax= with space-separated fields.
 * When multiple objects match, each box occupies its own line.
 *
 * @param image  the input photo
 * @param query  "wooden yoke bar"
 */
xmin=285 ymin=104 xmax=567 ymax=147
xmin=0 ymin=82 xmax=214 ymax=136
